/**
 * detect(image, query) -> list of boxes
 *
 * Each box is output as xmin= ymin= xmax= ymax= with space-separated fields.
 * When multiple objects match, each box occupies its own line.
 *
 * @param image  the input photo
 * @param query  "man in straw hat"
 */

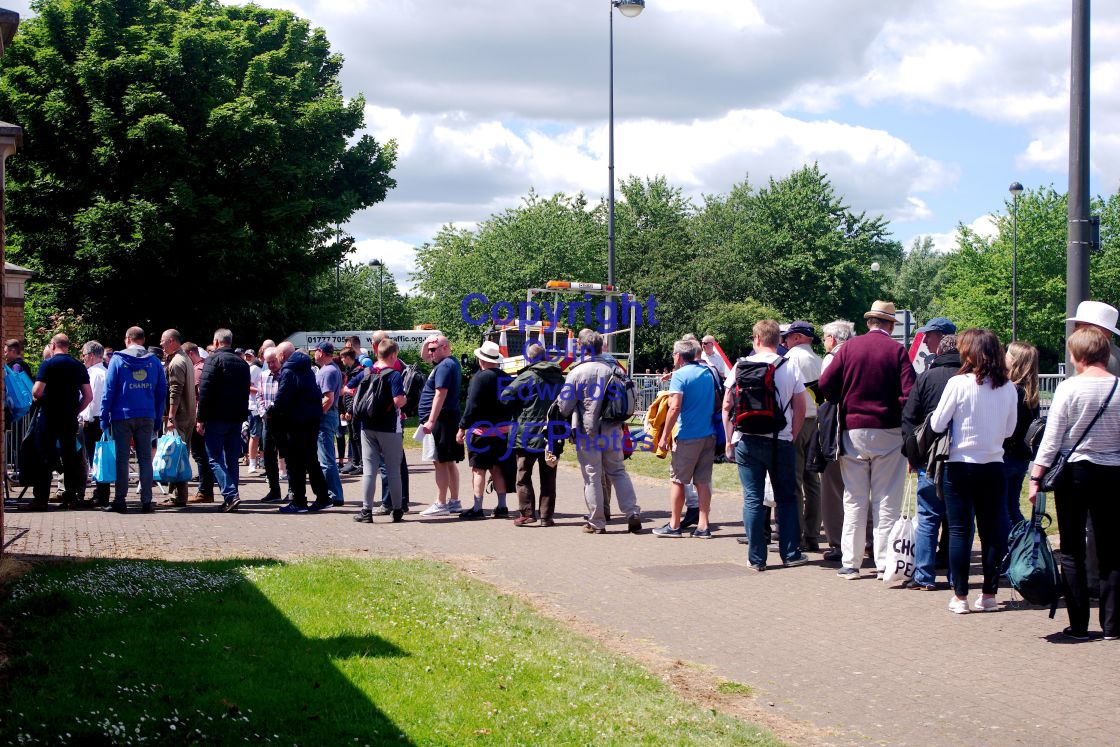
xmin=455 ymin=340 xmax=514 ymax=519
xmin=819 ymin=300 xmax=916 ymax=581
xmin=1068 ymin=300 xmax=1120 ymax=376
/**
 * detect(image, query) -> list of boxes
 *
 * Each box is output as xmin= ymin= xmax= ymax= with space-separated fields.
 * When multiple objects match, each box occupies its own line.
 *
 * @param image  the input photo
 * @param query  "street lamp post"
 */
xmin=607 ymin=0 xmax=644 ymax=289
xmin=368 ymin=259 xmax=384 ymax=330
xmin=1009 ymin=181 xmax=1023 ymax=341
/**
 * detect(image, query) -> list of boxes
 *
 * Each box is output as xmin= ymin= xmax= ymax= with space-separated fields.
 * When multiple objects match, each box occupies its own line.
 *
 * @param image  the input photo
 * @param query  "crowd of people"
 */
xmin=6 ymin=298 xmax=1120 ymax=638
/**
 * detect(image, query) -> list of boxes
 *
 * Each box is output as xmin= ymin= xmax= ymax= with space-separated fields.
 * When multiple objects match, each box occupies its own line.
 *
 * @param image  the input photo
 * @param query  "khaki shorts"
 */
xmin=670 ymin=435 xmax=716 ymax=485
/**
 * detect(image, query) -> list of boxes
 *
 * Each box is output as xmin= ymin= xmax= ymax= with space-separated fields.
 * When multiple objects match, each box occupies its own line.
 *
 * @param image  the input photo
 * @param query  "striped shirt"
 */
xmin=258 ymin=369 xmax=279 ymax=412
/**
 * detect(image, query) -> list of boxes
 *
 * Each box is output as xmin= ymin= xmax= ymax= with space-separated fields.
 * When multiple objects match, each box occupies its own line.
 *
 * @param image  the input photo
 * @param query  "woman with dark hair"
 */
xmin=1001 ymin=341 xmax=1040 ymax=531
xmin=1029 ymin=326 xmax=1120 ymax=640
xmin=930 ymin=328 xmax=1018 ymax=614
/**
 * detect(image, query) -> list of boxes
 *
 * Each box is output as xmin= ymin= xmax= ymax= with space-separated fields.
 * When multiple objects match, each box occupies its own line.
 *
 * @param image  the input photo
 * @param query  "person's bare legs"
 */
xmin=434 ymin=461 xmax=459 ymax=504
xmin=668 ymin=483 xmax=685 ymax=529
xmin=696 ymin=483 xmax=713 ymax=532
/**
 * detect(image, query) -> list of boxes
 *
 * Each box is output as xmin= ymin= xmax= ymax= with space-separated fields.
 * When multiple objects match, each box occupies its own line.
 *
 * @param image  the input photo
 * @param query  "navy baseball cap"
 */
xmin=917 ymin=317 xmax=956 ymax=335
xmin=784 ymin=320 xmax=821 ymax=344
xmin=315 ymin=341 xmax=335 ymax=354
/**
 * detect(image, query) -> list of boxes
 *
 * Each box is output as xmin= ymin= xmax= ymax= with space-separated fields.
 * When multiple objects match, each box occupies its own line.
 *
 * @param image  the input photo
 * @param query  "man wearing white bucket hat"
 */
xmin=1068 ymin=300 xmax=1120 ymax=376
xmin=455 ymin=340 xmax=513 ymax=520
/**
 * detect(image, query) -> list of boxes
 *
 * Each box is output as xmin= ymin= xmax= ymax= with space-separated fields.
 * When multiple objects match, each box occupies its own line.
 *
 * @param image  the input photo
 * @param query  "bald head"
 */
xmin=50 ymin=333 xmax=71 ymax=352
xmin=276 ymin=341 xmax=295 ymax=363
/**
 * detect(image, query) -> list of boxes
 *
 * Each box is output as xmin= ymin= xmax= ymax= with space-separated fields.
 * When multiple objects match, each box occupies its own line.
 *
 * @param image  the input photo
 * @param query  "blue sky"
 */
xmin=5 ymin=0 xmax=1118 ymax=287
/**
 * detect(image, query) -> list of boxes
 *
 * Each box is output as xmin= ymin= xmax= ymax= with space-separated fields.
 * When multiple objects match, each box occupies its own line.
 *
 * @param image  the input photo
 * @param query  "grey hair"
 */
xmin=82 ymin=340 xmax=104 ymax=358
xmin=577 ymin=328 xmax=603 ymax=355
xmin=822 ymin=320 xmax=855 ymax=343
xmin=525 ymin=343 xmax=546 ymax=361
xmin=937 ymin=334 xmax=958 ymax=356
xmin=673 ymin=339 xmax=697 ymax=362
xmin=213 ymin=328 xmax=233 ymax=346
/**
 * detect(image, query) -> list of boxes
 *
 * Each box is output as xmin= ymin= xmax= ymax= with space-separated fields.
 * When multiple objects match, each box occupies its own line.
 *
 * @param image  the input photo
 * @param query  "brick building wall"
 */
xmin=3 ymin=261 xmax=32 ymax=344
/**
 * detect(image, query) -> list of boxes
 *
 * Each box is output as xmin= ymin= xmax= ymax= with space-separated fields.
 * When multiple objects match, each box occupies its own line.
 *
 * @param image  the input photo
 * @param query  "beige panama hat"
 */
xmin=864 ymin=300 xmax=898 ymax=323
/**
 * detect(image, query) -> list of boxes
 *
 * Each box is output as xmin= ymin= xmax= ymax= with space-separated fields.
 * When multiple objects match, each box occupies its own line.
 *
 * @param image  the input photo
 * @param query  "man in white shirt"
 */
xmin=80 ymin=339 xmax=110 ymax=506
xmin=722 ymin=319 xmax=810 ymax=571
xmin=245 ymin=349 xmax=263 ymax=473
xmin=700 ymin=335 xmax=730 ymax=380
xmin=782 ymin=321 xmax=824 ymax=552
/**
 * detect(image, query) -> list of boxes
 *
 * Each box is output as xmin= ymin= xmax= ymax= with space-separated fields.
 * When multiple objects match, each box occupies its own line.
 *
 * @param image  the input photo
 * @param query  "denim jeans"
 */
xmin=735 ymin=435 xmax=801 ymax=568
xmin=912 ymin=471 xmax=941 ymax=586
xmin=112 ymin=418 xmax=154 ymax=506
xmin=1000 ymin=457 xmax=1030 ymax=538
xmin=942 ymin=461 xmax=1006 ymax=597
xmin=204 ymin=421 xmax=242 ymax=503
xmin=317 ymin=409 xmax=344 ymax=504
xmin=378 ymin=447 xmax=410 ymax=509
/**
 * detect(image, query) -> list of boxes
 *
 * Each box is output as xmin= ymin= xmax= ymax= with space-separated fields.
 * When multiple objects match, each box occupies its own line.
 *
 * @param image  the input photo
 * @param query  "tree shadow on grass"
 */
xmin=0 ymin=559 xmax=413 ymax=745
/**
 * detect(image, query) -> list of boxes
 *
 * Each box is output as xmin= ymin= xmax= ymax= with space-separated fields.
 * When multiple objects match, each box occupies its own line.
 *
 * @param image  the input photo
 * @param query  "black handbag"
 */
xmin=1039 ymin=377 xmax=1117 ymax=492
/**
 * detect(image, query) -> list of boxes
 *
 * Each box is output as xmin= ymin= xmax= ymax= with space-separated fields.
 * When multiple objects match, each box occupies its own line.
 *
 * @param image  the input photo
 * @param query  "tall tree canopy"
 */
xmin=0 ymin=0 xmax=396 ymax=342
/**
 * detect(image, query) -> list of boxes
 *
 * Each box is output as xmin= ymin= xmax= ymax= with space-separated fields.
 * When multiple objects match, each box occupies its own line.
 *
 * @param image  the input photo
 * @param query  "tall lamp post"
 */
xmin=368 ymin=259 xmax=384 ymax=330
xmin=1009 ymin=181 xmax=1023 ymax=341
xmin=607 ymin=0 xmax=644 ymax=288
xmin=0 ymin=7 xmax=20 ymax=562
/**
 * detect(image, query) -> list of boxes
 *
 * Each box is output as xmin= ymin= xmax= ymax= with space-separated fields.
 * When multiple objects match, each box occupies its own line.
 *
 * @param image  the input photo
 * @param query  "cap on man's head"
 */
xmin=784 ymin=321 xmax=821 ymax=344
xmin=234 ymin=348 xmax=245 ymax=355
xmin=244 ymin=349 xmax=256 ymax=358
xmin=916 ymin=317 xmax=957 ymax=335
xmin=315 ymin=341 xmax=335 ymax=355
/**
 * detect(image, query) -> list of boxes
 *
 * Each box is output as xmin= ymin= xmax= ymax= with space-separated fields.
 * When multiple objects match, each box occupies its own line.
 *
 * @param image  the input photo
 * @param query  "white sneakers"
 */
xmin=949 ymin=595 xmax=998 ymax=614
xmin=246 ymin=463 xmax=258 ymax=475
xmin=972 ymin=595 xmax=999 ymax=612
xmin=948 ymin=597 xmax=970 ymax=614
xmin=419 ymin=500 xmax=463 ymax=516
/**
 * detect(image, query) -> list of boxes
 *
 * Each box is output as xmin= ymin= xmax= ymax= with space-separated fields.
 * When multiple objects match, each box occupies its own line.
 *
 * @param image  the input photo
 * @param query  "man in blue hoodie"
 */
xmin=197 ymin=328 xmax=251 ymax=512
xmin=100 ymin=327 xmax=167 ymax=513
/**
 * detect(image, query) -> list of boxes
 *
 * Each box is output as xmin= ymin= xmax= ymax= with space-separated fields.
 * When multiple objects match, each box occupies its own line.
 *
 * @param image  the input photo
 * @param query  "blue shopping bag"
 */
xmin=152 ymin=433 xmax=193 ymax=483
xmin=92 ymin=431 xmax=116 ymax=483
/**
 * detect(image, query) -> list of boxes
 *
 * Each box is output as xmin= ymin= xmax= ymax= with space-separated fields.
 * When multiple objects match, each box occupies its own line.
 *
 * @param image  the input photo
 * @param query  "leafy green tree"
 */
xmin=0 ymin=0 xmax=396 ymax=343
xmin=411 ymin=191 xmax=603 ymax=343
xmin=883 ymin=235 xmax=954 ymax=326
xmin=693 ymin=299 xmax=784 ymax=361
xmin=692 ymin=165 xmax=901 ymax=327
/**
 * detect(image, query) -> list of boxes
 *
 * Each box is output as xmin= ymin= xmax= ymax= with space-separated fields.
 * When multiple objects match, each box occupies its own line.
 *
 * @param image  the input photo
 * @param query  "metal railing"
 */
xmin=1039 ymin=374 xmax=1063 ymax=414
xmin=632 ymin=373 xmax=670 ymax=417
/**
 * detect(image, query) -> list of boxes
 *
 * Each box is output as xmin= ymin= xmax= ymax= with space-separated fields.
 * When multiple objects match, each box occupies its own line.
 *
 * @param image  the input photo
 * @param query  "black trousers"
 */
xmin=1055 ymin=461 xmax=1120 ymax=637
xmin=82 ymin=421 xmax=111 ymax=503
xmin=33 ymin=421 xmax=86 ymax=505
xmin=261 ymin=412 xmax=281 ymax=497
xmin=190 ymin=427 xmax=215 ymax=495
xmin=285 ymin=419 xmax=329 ymax=507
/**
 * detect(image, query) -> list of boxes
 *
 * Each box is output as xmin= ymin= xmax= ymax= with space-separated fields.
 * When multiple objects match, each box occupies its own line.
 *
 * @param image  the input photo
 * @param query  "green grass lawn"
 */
xmin=1 ymin=559 xmax=781 ymax=746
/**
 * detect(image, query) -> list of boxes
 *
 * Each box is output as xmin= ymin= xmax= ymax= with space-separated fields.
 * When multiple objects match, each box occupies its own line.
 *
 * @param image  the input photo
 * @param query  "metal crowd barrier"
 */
xmin=631 ymin=373 xmax=670 ymax=417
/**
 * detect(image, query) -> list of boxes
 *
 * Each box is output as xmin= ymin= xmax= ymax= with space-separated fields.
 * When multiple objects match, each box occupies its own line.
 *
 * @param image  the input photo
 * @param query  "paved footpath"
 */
xmin=6 ymin=459 xmax=1117 ymax=746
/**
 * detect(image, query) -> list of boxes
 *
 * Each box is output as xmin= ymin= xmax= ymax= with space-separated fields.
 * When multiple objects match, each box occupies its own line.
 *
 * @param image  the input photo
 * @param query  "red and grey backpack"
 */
xmin=733 ymin=357 xmax=789 ymax=435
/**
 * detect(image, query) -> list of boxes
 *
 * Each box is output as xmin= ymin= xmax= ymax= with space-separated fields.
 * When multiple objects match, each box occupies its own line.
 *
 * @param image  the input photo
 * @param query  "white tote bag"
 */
xmin=882 ymin=477 xmax=917 ymax=585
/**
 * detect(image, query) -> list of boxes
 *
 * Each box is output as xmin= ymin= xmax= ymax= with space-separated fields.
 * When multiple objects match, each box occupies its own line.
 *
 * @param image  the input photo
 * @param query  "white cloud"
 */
xmin=917 ymin=214 xmax=999 ymax=254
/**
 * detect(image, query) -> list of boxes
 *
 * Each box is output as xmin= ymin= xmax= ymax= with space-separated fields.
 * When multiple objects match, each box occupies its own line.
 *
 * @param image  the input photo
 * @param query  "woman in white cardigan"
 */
xmin=930 ymin=329 xmax=1017 ymax=615
xmin=1029 ymin=327 xmax=1120 ymax=640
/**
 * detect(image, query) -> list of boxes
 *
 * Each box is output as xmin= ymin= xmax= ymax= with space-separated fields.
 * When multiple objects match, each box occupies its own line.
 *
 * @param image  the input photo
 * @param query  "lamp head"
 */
xmin=368 ymin=259 xmax=383 ymax=268
xmin=1009 ymin=181 xmax=1024 ymax=197
xmin=870 ymin=262 xmax=881 ymax=273
xmin=614 ymin=0 xmax=645 ymax=18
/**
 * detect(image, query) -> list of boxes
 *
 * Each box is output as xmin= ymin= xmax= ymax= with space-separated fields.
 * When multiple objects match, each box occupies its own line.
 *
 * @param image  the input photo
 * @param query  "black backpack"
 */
xmin=353 ymin=369 xmax=395 ymax=423
xmin=732 ymin=357 xmax=789 ymax=435
xmin=401 ymin=364 xmax=426 ymax=417
xmin=600 ymin=366 xmax=637 ymax=422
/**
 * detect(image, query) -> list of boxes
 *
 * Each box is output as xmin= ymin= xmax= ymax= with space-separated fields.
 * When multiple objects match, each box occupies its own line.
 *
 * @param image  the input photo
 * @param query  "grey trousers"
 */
xmin=577 ymin=422 xmax=640 ymax=530
xmin=361 ymin=429 xmax=404 ymax=510
xmin=794 ymin=417 xmax=822 ymax=542
xmin=112 ymin=418 xmax=154 ymax=506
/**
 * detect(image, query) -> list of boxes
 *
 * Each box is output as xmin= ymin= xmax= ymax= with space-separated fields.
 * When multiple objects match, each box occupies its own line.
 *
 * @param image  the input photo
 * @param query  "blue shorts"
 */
xmin=247 ymin=414 xmax=263 ymax=438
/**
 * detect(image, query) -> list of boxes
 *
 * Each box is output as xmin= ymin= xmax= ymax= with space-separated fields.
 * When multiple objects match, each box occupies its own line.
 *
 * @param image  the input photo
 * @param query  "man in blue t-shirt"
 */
xmin=652 ymin=339 xmax=720 ymax=538
xmin=418 ymin=335 xmax=465 ymax=516
xmin=28 ymin=334 xmax=93 ymax=510
xmin=313 ymin=342 xmax=345 ymax=506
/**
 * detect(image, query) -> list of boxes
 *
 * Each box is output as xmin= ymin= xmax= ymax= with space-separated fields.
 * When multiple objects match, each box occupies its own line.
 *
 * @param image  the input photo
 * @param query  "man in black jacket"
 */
xmin=197 ymin=328 xmax=251 ymax=512
xmin=455 ymin=341 xmax=513 ymax=520
xmin=900 ymin=320 xmax=960 ymax=590
xmin=272 ymin=342 xmax=331 ymax=513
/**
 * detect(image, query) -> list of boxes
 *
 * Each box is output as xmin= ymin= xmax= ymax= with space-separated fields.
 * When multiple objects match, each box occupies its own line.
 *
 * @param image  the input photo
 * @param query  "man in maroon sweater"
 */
xmin=819 ymin=300 xmax=916 ymax=581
